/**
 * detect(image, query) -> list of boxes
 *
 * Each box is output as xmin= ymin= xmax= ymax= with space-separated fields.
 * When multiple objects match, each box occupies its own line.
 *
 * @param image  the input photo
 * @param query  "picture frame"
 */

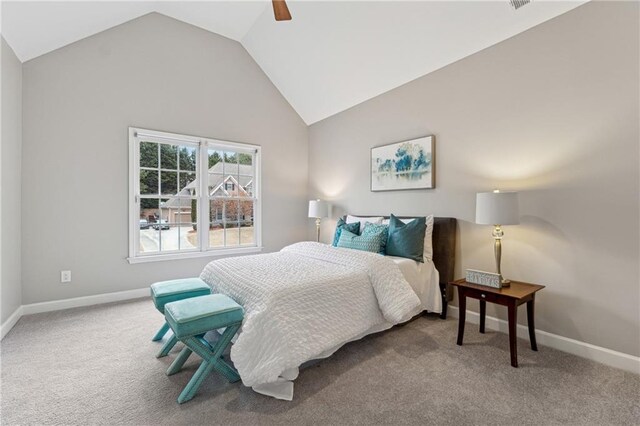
xmin=370 ymin=135 xmax=435 ymax=191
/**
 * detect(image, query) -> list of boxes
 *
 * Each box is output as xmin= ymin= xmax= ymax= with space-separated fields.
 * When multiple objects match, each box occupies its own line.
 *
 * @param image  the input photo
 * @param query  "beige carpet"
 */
xmin=1 ymin=298 xmax=638 ymax=425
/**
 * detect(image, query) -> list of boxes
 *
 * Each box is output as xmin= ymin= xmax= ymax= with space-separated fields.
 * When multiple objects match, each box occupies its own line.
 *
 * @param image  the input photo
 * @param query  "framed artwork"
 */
xmin=370 ymin=135 xmax=435 ymax=191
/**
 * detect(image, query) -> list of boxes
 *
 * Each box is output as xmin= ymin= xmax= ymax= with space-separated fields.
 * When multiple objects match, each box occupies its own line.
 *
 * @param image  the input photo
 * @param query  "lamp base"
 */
xmin=315 ymin=218 xmax=321 ymax=242
xmin=501 ymin=278 xmax=511 ymax=287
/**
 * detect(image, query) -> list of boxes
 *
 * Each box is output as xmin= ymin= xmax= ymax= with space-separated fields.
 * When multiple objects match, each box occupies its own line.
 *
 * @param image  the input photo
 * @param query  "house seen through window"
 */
xmin=129 ymin=128 xmax=261 ymax=262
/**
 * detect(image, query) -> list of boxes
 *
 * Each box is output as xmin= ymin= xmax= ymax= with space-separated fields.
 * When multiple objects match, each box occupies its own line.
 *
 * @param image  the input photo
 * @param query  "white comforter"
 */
xmin=199 ymin=241 xmax=421 ymax=392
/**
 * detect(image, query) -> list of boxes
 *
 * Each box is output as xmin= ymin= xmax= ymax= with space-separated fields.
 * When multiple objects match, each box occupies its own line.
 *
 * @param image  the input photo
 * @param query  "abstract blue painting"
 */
xmin=371 ymin=136 xmax=434 ymax=191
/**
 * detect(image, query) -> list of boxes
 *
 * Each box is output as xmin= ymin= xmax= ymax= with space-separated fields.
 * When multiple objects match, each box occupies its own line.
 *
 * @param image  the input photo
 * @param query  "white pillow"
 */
xmin=382 ymin=215 xmax=434 ymax=261
xmin=346 ymin=215 xmax=384 ymax=232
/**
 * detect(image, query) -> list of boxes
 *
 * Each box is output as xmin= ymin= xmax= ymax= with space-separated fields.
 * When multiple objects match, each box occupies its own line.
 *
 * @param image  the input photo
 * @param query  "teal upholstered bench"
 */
xmin=164 ymin=294 xmax=244 ymax=404
xmin=150 ymin=278 xmax=211 ymax=358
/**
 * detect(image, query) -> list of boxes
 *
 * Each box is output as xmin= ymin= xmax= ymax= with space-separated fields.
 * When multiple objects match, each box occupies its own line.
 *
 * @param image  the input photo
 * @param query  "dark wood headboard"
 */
xmin=345 ymin=215 xmax=457 ymax=317
xmin=431 ymin=217 xmax=457 ymax=302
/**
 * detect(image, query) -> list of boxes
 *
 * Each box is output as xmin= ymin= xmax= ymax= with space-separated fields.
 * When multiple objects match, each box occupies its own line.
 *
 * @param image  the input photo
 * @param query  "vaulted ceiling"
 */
xmin=2 ymin=1 xmax=588 ymax=124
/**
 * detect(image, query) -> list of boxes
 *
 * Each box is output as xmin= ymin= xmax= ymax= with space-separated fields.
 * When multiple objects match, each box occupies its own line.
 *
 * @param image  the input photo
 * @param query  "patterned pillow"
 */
xmin=362 ymin=222 xmax=389 ymax=255
xmin=332 ymin=218 xmax=360 ymax=247
xmin=336 ymin=229 xmax=383 ymax=253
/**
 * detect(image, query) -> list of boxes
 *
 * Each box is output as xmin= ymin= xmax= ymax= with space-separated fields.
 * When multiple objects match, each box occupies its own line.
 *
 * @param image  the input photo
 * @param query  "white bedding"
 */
xmin=199 ymin=242 xmax=422 ymax=400
xmin=389 ymin=256 xmax=442 ymax=314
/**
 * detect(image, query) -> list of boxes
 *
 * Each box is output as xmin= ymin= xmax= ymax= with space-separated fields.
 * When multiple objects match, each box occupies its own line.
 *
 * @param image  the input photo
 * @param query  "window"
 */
xmin=128 ymin=128 xmax=261 ymax=263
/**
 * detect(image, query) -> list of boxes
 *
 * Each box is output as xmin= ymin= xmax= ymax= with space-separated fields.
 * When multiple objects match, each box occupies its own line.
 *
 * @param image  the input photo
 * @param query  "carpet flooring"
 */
xmin=1 ymin=298 xmax=638 ymax=425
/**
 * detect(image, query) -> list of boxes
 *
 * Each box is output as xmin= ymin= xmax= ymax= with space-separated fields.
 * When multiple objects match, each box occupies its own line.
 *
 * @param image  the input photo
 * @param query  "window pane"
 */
xmin=224 ymin=151 xmax=237 ymax=165
xmin=150 ymin=199 xmax=170 ymax=252
xmin=140 ymin=198 xmax=160 ymax=213
xmin=159 ymin=224 xmax=179 ymax=251
xmin=209 ymin=199 xmax=242 ymax=248
xmin=208 ymin=224 xmax=240 ymax=248
xmin=139 ymin=201 xmax=159 ymax=253
xmin=157 ymin=200 xmax=170 ymax=222
xmin=151 ymin=205 xmax=197 ymax=252
xmin=139 ymin=227 xmax=159 ymax=253
xmin=182 ymin=223 xmax=198 ymax=250
xmin=238 ymin=152 xmax=253 ymax=167
xmin=140 ymin=142 xmax=158 ymax=168
xmin=189 ymin=198 xmax=197 ymax=223
xmin=179 ymin=146 xmax=196 ymax=171
xmin=223 ymin=177 xmax=238 ymax=195
xmin=160 ymin=144 xmax=178 ymax=170
xmin=161 ymin=171 xmax=178 ymax=195
xmin=228 ymin=199 xmax=241 ymax=246
xmin=178 ymin=222 xmax=198 ymax=250
xmin=240 ymin=216 xmax=255 ymax=246
xmin=208 ymin=173 xmax=224 ymax=196
xmin=240 ymin=199 xmax=254 ymax=225
xmin=223 ymin=223 xmax=240 ymax=246
xmin=238 ymin=178 xmax=252 ymax=198
xmin=224 ymin=199 xmax=240 ymax=228
xmin=179 ymin=172 xmax=197 ymax=193
xmin=208 ymin=149 xmax=223 ymax=170
xmin=238 ymin=153 xmax=253 ymax=198
xmin=209 ymin=211 xmax=224 ymax=248
xmin=140 ymin=169 xmax=158 ymax=195
xmin=243 ymin=179 xmax=254 ymax=197
xmin=163 ymin=207 xmax=192 ymax=225
xmin=209 ymin=199 xmax=223 ymax=226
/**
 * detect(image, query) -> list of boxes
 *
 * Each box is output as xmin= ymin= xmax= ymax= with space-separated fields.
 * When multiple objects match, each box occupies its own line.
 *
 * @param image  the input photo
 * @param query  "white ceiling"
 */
xmin=1 ymin=1 xmax=270 ymax=61
xmin=1 ymin=0 xmax=588 ymax=124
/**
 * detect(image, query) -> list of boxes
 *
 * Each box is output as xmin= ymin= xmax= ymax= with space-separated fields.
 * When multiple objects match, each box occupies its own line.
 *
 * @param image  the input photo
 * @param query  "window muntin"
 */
xmin=129 ymin=128 xmax=260 ymax=261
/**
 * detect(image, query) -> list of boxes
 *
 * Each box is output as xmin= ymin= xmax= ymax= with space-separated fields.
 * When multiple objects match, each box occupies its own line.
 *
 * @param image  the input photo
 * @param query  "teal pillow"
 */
xmin=332 ymin=218 xmax=360 ymax=247
xmin=362 ymin=222 xmax=389 ymax=255
xmin=386 ymin=214 xmax=426 ymax=262
xmin=337 ymin=230 xmax=383 ymax=253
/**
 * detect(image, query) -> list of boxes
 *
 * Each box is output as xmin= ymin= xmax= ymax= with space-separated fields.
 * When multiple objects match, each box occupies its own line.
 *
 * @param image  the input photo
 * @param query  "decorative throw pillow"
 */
xmin=346 ymin=215 xmax=384 ymax=232
xmin=336 ymin=229 xmax=383 ymax=254
xmin=332 ymin=218 xmax=360 ymax=247
xmin=382 ymin=214 xmax=434 ymax=261
xmin=362 ymin=222 xmax=389 ymax=255
xmin=385 ymin=214 xmax=426 ymax=262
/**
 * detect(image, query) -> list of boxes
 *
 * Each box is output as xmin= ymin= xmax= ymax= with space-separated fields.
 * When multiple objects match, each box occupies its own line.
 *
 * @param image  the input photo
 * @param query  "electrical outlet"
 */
xmin=61 ymin=270 xmax=72 ymax=283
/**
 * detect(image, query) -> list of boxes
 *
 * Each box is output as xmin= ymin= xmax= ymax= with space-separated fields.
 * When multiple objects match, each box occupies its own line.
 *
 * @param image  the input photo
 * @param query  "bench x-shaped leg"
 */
xmin=156 ymin=332 xmax=179 ymax=358
xmin=166 ymin=323 xmax=241 ymax=404
xmin=152 ymin=322 xmax=170 ymax=341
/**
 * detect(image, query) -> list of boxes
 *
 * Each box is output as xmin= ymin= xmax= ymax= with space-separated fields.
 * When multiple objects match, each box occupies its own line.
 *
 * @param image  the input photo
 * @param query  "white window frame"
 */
xmin=128 ymin=127 xmax=262 ymax=264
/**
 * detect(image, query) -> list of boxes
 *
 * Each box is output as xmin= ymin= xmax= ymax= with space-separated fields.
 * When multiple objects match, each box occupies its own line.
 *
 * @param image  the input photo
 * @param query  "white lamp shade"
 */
xmin=476 ymin=191 xmax=519 ymax=225
xmin=308 ymin=199 xmax=329 ymax=219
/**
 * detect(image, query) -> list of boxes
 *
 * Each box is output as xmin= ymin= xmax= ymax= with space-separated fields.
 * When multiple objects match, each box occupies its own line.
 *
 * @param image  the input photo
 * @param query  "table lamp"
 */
xmin=475 ymin=190 xmax=519 ymax=286
xmin=308 ymin=199 xmax=329 ymax=242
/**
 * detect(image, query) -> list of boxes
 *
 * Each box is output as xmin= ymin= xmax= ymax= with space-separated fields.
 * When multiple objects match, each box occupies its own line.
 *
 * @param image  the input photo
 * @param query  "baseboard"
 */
xmin=448 ymin=305 xmax=640 ymax=375
xmin=1 ymin=288 xmax=149 ymax=340
xmin=1 ymin=306 xmax=24 ymax=340
xmin=21 ymin=287 xmax=150 ymax=315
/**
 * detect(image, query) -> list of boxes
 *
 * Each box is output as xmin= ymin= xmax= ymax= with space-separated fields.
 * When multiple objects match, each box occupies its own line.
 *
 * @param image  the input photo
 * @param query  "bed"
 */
xmin=199 ymin=216 xmax=457 ymax=400
xmin=350 ymin=215 xmax=457 ymax=319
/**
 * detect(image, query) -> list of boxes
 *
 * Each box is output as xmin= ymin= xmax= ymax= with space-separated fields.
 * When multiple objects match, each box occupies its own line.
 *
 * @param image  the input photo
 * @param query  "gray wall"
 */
xmin=1 ymin=37 xmax=23 ymax=323
xmin=308 ymin=2 xmax=640 ymax=356
xmin=21 ymin=13 xmax=308 ymax=304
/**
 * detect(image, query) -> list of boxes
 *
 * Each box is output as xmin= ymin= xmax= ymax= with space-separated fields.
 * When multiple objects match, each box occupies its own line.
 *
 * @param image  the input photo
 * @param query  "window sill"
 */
xmin=127 ymin=246 xmax=263 ymax=264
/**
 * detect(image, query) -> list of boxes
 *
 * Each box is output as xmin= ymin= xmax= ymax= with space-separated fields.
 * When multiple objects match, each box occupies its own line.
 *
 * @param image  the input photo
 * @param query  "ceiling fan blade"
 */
xmin=272 ymin=0 xmax=292 ymax=21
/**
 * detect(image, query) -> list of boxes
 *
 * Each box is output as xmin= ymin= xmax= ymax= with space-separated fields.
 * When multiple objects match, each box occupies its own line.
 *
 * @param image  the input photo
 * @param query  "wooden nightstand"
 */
xmin=450 ymin=278 xmax=545 ymax=367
